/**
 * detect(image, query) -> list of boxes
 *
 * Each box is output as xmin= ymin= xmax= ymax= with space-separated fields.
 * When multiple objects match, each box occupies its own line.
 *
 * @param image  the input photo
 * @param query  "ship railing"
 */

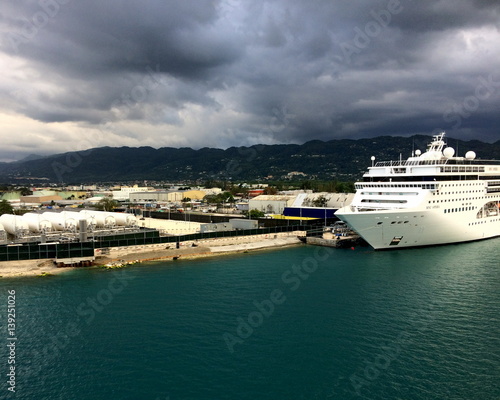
xmin=445 ymin=159 xmax=500 ymax=165
xmin=375 ymin=160 xmax=445 ymax=167
xmin=375 ymin=159 xmax=500 ymax=167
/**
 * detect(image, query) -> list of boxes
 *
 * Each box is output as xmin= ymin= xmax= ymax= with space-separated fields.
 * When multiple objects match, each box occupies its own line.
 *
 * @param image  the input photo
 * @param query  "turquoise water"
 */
xmin=1 ymin=240 xmax=499 ymax=400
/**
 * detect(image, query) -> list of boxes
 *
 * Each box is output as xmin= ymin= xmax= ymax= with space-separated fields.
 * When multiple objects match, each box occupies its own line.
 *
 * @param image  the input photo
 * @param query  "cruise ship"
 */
xmin=335 ymin=132 xmax=500 ymax=249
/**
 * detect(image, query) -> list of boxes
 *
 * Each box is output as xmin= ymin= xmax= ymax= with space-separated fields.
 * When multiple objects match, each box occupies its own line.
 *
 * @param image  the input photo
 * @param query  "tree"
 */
xmin=204 ymin=192 xmax=234 ymax=206
xmin=0 ymin=185 xmax=12 ymax=195
xmin=202 ymin=179 xmax=219 ymax=189
xmin=337 ymin=181 xmax=355 ymax=193
xmin=203 ymin=194 xmax=218 ymax=204
xmin=0 ymin=199 xmax=13 ymax=215
xmin=238 ymin=186 xmax=249 ymax=199
xmin=95 ymin=197 xmax=119 ymax=211
xmin=18 ymin=187 xmax=32 ymax=196
xmin=245 ymin=209 xmax=265 ymax=219
xmin=263 ymin=186 xmax=278 ymax=195
xmin=221 ymin=192 xmax=235 ymax=204
xmin=182 ymin=197 xmax=192 ymax=209
xmin=300 ymin=180 xmax=313 ymax=190
xmin=312 ymin=195 xmax=328 ymax=207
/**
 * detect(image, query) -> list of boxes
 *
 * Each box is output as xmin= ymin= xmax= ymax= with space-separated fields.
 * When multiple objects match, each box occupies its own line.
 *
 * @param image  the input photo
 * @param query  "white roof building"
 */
xmin=248 ymin=195 xmax=297 ymax=214
xmin=112 ymin=186 xmax=155 ymax=200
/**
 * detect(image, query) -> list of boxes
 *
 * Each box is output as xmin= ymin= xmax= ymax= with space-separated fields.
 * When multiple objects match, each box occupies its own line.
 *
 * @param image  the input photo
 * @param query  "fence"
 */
xmin=0 ymin=242 xmax=95 ymax=262
xmin=92 ymin=225 xmax=310 ymax=248
xmin=147 ymin=211 xmax=339 ymax=227
xmin=0 ymin=225 xmax=312 ymax=262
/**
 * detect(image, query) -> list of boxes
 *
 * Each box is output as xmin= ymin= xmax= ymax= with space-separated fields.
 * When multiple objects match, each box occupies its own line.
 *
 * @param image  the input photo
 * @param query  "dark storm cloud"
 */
xmin=5 ymin=0 xmax=238 ymax=77
xmin=1 ymin=0 xmax=242 ymax=126
xmin=0 ymin=0 xmax=499 ymax=161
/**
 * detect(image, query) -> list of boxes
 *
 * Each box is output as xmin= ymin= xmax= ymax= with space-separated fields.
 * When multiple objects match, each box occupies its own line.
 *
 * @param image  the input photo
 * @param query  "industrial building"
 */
xmin=130 ymin=189 xmax=209 ymax=203
xmin=248 ymin=195 xmax=296 ymax=215
xmin=249 ymin=192 xmax=355 ymax=219
xmin=111 ymin=186 xmax=155 ymax=201
xmin=283 ymin=192 xmax=355 ymax=218
xmin=200 ymin=218 xmax=258 ymax=233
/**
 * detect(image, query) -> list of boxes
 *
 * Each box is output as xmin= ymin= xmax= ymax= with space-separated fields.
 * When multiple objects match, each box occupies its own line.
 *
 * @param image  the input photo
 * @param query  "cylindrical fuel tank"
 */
xmin=0 ymin=214 xmax=30 ymax=236
xmin=22 ymin=213 xmax=53 ymax=233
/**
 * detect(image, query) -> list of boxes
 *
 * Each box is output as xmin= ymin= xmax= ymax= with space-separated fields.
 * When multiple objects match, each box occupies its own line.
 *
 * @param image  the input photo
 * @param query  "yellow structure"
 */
xmin=20 ymin=195 xmax=63 ymax=204
xmin=181 ymin=190 xmax=206 ymax=200
xmin=270 ymin=215 xmax=318 ymax=220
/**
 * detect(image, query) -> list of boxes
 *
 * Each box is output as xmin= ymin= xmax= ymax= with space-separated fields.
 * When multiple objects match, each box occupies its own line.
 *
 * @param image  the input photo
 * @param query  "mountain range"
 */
xmin=1 ymin=135 xmax=499 ymax=184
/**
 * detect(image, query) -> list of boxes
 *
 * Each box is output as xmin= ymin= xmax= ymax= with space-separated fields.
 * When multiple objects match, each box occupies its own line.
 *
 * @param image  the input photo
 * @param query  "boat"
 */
xmin=335 ymin=132 xmax=500 ymax=249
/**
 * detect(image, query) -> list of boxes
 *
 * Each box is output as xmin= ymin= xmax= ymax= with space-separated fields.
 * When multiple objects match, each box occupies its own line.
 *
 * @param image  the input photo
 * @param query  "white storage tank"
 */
xmin=80 ymin=210 xmax=116 ymax=228
xmin=0 ymin=214 xmax=30 ymax=236
xmin=0 ymin=222 xmax=8 ymax=240
xmin=22 ymin=213 xmax=53 ymax=233
xmin=104 ymin=212 xmax=137 ymax=227
xmin=42 ymin=212 xmax=78 ymax=232
xmin=62 ymin=211 xmax=97 ymax=231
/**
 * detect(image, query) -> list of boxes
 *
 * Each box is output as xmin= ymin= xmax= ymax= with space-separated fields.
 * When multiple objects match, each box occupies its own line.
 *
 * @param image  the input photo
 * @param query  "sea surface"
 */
xmin=1 ymin=240 xmax=499 ymax=400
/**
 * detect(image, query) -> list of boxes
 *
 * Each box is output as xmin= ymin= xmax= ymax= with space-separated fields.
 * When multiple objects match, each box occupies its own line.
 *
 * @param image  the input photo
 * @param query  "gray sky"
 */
xmin=1 ymin=0 xmax=499 ymax=161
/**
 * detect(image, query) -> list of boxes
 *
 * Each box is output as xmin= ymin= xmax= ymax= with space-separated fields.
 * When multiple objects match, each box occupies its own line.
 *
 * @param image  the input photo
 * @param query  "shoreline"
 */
xmin=0 ymin=233 xmax=304 ymax=279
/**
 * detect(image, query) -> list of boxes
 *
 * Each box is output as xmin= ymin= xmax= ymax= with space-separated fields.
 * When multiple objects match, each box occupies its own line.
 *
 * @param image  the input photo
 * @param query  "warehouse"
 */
xmin=248 ymin=195 xmax=297 ymax=215
xmin=20 ymin=194 xmax=63 ymax=204
xmin=283 ymin=192 xmax=355 ymax=218
xmin=129 ymin=189 xmax=208 ymax=203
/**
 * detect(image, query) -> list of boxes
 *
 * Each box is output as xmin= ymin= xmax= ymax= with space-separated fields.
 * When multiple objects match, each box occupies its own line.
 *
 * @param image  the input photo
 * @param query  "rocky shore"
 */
xmin=0 ymin=232 xmax=304 ymax=278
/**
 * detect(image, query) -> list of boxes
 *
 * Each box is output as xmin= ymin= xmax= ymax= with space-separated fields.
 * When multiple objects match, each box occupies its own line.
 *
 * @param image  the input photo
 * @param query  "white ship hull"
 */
xmin=336 ymin=206 xmax=500 ymax=250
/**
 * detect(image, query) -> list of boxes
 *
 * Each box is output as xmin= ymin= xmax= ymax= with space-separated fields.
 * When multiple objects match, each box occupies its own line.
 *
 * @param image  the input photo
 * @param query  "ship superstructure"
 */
xmin=335 ymin=132 xmax=500 ymax=249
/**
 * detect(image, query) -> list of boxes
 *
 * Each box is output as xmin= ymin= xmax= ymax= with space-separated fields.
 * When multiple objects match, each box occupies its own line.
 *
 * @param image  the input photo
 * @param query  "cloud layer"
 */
xmin=1 ymin=0 xmax=500 ymax=161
